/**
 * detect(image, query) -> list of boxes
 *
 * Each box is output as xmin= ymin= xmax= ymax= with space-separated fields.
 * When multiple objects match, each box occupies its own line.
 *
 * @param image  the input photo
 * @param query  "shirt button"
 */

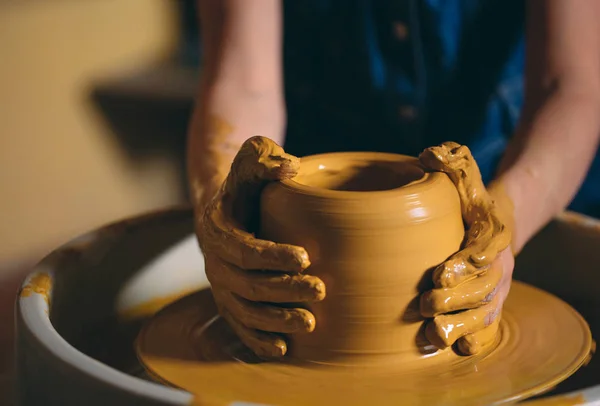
xmin=399 ymin=105 xmax=417 ymax=120
xmin=393 ymin=22 xmax=409 ymax=41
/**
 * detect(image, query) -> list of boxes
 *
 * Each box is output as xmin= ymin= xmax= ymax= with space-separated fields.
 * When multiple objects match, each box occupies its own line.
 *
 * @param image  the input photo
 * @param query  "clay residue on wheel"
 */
xmin=20 ymin=272 xmax=52 ymax=306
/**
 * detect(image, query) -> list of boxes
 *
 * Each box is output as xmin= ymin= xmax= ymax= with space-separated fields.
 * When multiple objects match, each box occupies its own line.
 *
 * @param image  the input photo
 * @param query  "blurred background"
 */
xmin=0 ymin=0 xmax=202 ymax=276
xmin=1 ymin=5 xmax=201 ymax=387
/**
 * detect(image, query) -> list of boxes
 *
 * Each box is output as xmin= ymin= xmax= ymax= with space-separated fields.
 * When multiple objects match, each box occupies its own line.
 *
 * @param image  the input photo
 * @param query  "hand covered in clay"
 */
xmin=418 ymin=142 xmax=514 ymax=355
xmin=196 ymin=136 xmax=326 ymax=358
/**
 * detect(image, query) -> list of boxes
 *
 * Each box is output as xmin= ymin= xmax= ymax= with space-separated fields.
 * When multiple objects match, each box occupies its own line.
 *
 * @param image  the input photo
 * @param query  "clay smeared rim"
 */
xmin=16 ymin=207 xmax=195 ymax=405
xmin=282 ymin=151 xmax=443 ymax=199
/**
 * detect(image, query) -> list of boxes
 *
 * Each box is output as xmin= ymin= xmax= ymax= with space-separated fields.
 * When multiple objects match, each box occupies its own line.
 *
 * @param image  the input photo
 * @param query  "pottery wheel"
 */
xmin=136 ymin=281 xmax=593 ymax=406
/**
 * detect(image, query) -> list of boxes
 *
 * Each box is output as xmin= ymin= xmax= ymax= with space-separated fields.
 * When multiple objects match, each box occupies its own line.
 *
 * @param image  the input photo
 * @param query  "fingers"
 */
xmin=425 ymin=295 xmax=501 ymax=349
xmin=420 ymin=261 xmax=502 ymax=317
xmin=198 ymin=136 xmax=317 ymax=359
xmin=456 ymin=318 xmax=501 ymax=355
xmin=431 ymin=253 xmax=485 ymax=289
xmin=206 ymin=256 xmax=325 ymax=303
xmin=215 ymin=290 xmax=316 ymax=334
xmin=198 ymin=136 xmax=307 ymax=272
xmin=433 ymin=218 xmax=510 ymax=290
xmin=201 ymin=206 xmax=310 ymax=271
xmin=219 ymin=306 xmax=287 ymax=358
xmin=463 ymin=217 xmax=511 ymax=267
xmin=223 ymin=136 xmax=300 ymax=233
xmin=423 ymin=251 xmax=512 ymax=353
xmin=419 ymin=142 xmax=511 ymax=355
xmin=419 ymin=142 xmax=511 ymax=292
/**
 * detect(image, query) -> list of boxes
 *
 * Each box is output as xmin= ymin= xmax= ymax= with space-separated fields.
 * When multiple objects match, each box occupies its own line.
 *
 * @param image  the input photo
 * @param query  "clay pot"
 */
xmin=260 ymin=152 xmax=464 ymax=365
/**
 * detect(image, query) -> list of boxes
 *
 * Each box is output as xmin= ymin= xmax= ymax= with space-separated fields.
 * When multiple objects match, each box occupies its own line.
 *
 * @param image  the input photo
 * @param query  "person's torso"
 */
xmin=281 ymin=0 xmax=600 ymax=217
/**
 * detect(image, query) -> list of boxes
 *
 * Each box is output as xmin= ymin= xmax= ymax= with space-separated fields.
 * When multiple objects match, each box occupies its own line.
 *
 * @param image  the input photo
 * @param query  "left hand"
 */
xmin=196 ymin=137 xmax=324 ymax=358
xmin=418 ymin=142 xmax=514 ymax=355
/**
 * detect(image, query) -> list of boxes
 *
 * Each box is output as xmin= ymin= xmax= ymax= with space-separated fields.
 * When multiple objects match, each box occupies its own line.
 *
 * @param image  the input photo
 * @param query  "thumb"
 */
xmin=223 ymin=136 xmax=300 ymax=231
xmin=226 ymin=136 xmax=300 ymax=192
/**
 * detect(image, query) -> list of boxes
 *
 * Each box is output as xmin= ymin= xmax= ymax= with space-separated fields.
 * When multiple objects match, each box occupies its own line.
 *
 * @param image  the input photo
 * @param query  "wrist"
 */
xmin=487 ymin=179 xmax=518 ymax=255
xmin=197 ymin=82 xmax=286 ymax=146
xmin=493 ymin=160 xmax=561 ymax=255
xmin=188 ymin=141 xmax=236 ymax=210
xmin=188 ymin=85 xmax=286 ymax=209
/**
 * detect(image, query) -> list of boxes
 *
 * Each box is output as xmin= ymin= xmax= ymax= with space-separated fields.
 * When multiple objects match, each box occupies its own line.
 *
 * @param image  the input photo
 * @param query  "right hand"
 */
xmin=195 ymin=136 xmax=326 ymax=358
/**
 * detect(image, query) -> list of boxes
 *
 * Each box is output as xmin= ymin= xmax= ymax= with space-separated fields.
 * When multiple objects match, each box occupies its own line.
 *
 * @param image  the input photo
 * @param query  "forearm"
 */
xmin=489 ymin=0 xmax=600 ymax=253
xmin=188 ymin=0 xmax=285 ymax=208
xmin=494 ymin=88 xmax=600 ymax=252
xmin=188 ymin=85 xmax=285 ymax=207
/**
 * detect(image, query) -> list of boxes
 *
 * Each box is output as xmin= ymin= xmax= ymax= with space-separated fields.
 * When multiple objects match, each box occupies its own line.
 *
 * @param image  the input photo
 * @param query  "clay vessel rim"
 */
xmin=281 ymin=151 xmax=443 ymax=199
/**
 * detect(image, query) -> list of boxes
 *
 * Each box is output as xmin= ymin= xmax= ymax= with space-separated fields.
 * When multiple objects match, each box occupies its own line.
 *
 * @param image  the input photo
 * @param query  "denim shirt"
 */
xmin=281 ymin=0 xmax=600 ymax=217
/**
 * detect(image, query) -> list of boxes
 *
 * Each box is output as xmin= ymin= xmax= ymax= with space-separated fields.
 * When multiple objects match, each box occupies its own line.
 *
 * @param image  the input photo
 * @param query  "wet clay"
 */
xmin=20 ymin=272 xmax=52 ymax=306
xmin=418 ymin=142 xmax=512 ymax=353
xmin=197 ymin=138 xmax=510 ymax=360
xmin=197 ymin=137 xmax=324 ymax=358
xmin=418 ymin=142 xmax=511 ymax=287
xmin=260 ymin=151 xmax=465 ymax=364
xmin=136 ymin=282 xmax=593 ymax=406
